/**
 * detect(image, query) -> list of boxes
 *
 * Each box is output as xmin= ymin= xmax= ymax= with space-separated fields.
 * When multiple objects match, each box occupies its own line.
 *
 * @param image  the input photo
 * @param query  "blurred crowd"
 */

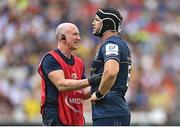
xmin=0 ymin=0 xmax=180 ymax=125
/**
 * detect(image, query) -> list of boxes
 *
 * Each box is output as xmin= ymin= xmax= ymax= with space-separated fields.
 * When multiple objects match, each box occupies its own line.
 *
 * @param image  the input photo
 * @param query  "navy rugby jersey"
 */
xmin=90 ymin=36 xmax=131 ymax=119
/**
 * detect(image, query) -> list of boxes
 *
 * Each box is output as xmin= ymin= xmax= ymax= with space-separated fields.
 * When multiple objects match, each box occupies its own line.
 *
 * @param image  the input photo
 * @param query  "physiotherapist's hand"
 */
xmin=88 ymin=73 xmax=102 ymax=86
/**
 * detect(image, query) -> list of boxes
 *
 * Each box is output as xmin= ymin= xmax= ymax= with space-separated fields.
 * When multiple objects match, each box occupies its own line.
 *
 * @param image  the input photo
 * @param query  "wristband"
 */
xmin=95 ymin=91 xmax=104 ymax=98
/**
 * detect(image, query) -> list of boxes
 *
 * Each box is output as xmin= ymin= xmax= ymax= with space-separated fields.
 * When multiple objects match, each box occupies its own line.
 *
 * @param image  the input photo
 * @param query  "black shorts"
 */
xmin=42 ymin=112 xmax=64 ymax=126
xmin=93 ymin=115 xmax=131 ymax=126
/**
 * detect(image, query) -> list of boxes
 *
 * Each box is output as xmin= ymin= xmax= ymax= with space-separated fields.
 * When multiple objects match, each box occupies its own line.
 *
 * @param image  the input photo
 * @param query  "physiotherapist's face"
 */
xmin=66 ymin=26 xmax=81 ymax=50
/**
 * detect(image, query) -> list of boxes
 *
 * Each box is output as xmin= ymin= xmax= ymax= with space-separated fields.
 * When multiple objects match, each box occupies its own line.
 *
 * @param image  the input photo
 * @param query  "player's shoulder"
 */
xmin=104 ymin=36 xmax=120 ymax=45
xmin=102 ymin=36 xmax=120 ymax=49
xmin=106 ymin=36 xmax=129 ymax=49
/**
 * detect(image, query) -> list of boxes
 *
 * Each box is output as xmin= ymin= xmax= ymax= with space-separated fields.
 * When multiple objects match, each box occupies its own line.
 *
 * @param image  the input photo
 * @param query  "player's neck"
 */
xmin=100 ymin=31 xmax=118 ymax=42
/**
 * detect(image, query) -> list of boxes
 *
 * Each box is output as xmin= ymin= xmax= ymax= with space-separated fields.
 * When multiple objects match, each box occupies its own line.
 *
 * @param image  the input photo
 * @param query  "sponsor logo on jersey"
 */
xmin=105 ymin=44 xmax=118 ymax=55
xmin=65 ymin=95 xmax=83 ymax=113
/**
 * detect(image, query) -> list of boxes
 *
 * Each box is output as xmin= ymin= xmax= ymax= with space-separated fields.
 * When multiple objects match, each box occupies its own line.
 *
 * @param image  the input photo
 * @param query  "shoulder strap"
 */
xmin=49 ymin=50 xmax=71 ymax=79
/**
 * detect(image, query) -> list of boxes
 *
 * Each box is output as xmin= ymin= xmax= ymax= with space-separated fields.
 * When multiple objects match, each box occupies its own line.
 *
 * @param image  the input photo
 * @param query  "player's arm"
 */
xmin=90 ymin=59 xmax=119 ymax=102
xmin=90 ymin=43 xmax=120 ymax=102
xmin=98 ymin=59 xmax=119 ymax=94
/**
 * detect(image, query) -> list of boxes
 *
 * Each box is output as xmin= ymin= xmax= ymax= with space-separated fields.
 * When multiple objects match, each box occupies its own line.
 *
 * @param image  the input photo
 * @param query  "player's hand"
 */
xmin=90 ymin=91 xmax=109 ymax=104
xmin=88 ymin=73 xmax=102 ymax=86
xmin=90 ymin=92 xmax=103 ymax=104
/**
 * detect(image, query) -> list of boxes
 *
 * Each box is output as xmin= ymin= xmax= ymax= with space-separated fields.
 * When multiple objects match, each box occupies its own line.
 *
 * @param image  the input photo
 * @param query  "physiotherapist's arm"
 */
xmin=48 ymin=70 xmax=101 ymax=92
xmin=48 ymin=70 xmax=89 ymax=92
xmin=82 ymin=86 xmax=91 ymax=100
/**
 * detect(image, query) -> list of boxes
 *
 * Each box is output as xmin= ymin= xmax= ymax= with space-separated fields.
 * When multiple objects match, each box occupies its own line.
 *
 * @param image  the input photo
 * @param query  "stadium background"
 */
xmin=0 ymin=0 xmax=180 ymax=125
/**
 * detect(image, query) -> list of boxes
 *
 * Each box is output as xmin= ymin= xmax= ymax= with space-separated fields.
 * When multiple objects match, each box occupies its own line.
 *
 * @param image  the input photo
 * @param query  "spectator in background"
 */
xmin=38 ymin=23 xmax=101 ymax=126
xmin=90 ymin=7 xmax=131 ymax=126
